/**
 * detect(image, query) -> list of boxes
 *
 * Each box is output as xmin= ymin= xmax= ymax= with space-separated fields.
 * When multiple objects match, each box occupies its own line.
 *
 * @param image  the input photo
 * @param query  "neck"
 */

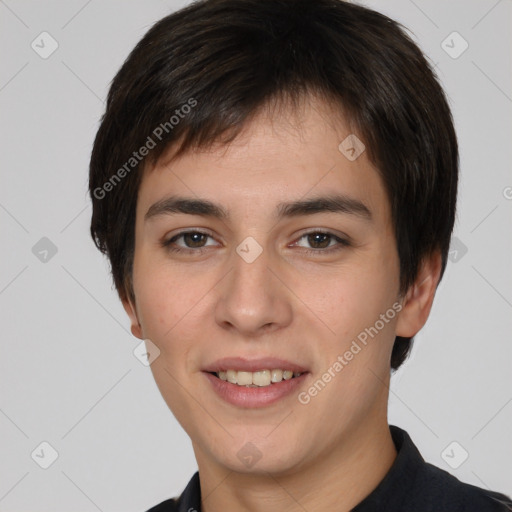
xmin=195 ymin=417 xmax=397 ymax=512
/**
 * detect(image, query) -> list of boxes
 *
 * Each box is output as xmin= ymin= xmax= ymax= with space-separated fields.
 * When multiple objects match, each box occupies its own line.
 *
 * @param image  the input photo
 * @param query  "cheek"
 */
xmin=133 ymin=254 xmax=203 ymax=324
xmin=132 ymin=255 xmax=211 ymax=351
xmin=298 ymin=251 xmax=399 ymax=393
xmin=132 ymin=261 xmax=207 ymax=409
xmin=307 ymin=266 xmax=397 ymax=339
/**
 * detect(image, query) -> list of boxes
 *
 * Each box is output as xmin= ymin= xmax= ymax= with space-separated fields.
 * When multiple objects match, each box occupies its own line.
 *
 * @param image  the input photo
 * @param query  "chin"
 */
xmin=207 ymin=439 xmax=306 ymax=477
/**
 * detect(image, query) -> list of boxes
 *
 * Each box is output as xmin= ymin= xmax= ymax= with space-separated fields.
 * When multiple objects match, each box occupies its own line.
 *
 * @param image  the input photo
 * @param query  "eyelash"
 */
xmin=161 ymin=230 xmax=351 ymax=256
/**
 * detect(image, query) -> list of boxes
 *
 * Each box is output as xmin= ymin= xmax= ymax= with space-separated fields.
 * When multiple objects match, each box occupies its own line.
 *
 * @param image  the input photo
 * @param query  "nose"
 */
xmin=214 ymin=243 xmax=293 ymax=337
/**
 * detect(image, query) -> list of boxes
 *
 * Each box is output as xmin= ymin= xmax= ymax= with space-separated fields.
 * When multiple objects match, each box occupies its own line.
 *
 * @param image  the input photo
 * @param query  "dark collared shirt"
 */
xmin=146 ymin=425 xmax=512 ymax=512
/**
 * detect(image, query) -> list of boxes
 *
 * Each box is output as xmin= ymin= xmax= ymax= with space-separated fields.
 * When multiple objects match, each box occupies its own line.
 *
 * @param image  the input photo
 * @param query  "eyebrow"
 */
xmin=144 ymin=194 xmax=372 ymax=222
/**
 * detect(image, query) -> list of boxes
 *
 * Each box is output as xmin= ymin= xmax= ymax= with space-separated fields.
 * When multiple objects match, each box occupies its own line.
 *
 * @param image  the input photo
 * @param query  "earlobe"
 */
xmin=122 ymin=296 xmax=144 ymax=339
xmin=395 ymin=251 xmax=443 ymax=338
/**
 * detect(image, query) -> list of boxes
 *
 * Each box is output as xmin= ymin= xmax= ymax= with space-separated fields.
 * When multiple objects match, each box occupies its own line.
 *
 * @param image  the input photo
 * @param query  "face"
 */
xmin=123 ymin=96 xmax=424 ymax=477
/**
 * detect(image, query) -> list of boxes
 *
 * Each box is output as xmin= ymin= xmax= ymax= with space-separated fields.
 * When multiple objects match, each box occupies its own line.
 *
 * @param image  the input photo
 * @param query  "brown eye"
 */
xmin=292 ymin=231 xmax=351 ymax=254
xmin=161 ymin=230 xmax=218 ymax=253
xmin=306 ymin=232 xmax=332 ymax=249
xmin=181 ymin=232 xmax=208 ymax=248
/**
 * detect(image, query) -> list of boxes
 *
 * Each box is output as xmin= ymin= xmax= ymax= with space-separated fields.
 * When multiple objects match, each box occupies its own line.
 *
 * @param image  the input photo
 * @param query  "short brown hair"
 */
xmin=89 ymin=0 xmax=459 ymax=370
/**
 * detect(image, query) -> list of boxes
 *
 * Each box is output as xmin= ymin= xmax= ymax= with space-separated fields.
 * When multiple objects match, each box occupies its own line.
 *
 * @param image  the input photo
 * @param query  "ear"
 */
xmin=122 ymin=296 xmax=144 ymax=339
xmin=396 ymin=250 xmax=443 ymax=338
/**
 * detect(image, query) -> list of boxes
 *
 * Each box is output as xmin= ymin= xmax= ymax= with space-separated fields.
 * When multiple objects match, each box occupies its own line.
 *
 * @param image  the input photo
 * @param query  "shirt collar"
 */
xmin=351 ymin=425 xmax=424 ymax=511
xmin=174 ymin=471 xmax=201 ymax=512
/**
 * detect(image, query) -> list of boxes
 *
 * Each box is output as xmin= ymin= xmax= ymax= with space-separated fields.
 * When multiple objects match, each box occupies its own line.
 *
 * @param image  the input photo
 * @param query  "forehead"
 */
xmin=137 ymin=95 xmax=390 ymax=225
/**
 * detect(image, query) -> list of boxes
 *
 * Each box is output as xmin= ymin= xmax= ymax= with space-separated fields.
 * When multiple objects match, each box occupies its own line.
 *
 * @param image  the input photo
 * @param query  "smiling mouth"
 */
xmin=209 ymin=369 xmax=304 ymax=387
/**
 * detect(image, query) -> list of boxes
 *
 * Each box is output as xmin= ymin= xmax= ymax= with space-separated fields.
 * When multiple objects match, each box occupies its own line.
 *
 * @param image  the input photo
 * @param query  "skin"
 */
xmin=123 ymin=94 xmax=442 ymax=512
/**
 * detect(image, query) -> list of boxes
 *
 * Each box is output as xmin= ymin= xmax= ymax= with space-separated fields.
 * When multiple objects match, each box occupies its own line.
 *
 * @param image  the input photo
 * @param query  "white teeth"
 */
xmin=270 ymin=369 xmax=283 ymax=383
xmin=215 ymin=369 xmax=303 ymax=387
xmin=253 ymin=370 xmax=271 ymax=386
xmin=236 ymin=371 xmax=253 ymax=386
xmin=226 ymin=369 xmax=237 ymax=384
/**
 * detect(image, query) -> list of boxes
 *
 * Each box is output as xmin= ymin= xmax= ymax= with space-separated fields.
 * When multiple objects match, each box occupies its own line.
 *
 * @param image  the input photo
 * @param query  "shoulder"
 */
xmin=144 ymin=497 xmax=180 ymax=512
xmin=410 ymin=458 xmax=512 ymax=511
xmin=381 ymin=426 xmax=512 ymax=512
xmin=143 ymin=472 xmax=201 ymax=512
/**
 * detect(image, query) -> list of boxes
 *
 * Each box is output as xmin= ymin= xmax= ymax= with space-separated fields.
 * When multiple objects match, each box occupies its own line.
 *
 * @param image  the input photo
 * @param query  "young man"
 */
xmin=89 ymin=0 xmax=511 ymax=510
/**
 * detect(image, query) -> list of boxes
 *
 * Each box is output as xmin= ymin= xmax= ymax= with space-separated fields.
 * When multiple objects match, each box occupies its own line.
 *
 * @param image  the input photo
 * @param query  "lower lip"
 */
xmin=203 ymin=372 xmax=308 ymax=408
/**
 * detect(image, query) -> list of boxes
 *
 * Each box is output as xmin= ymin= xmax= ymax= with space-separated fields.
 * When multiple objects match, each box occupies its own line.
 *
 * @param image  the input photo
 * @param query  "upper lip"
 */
xmin=203 ymin=357 xmax=308 ymax=373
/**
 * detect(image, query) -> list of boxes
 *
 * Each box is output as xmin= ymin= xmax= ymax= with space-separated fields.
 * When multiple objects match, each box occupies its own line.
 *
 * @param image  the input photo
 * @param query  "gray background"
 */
xmin=1 ymin=0 xmax=511 ymax=510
